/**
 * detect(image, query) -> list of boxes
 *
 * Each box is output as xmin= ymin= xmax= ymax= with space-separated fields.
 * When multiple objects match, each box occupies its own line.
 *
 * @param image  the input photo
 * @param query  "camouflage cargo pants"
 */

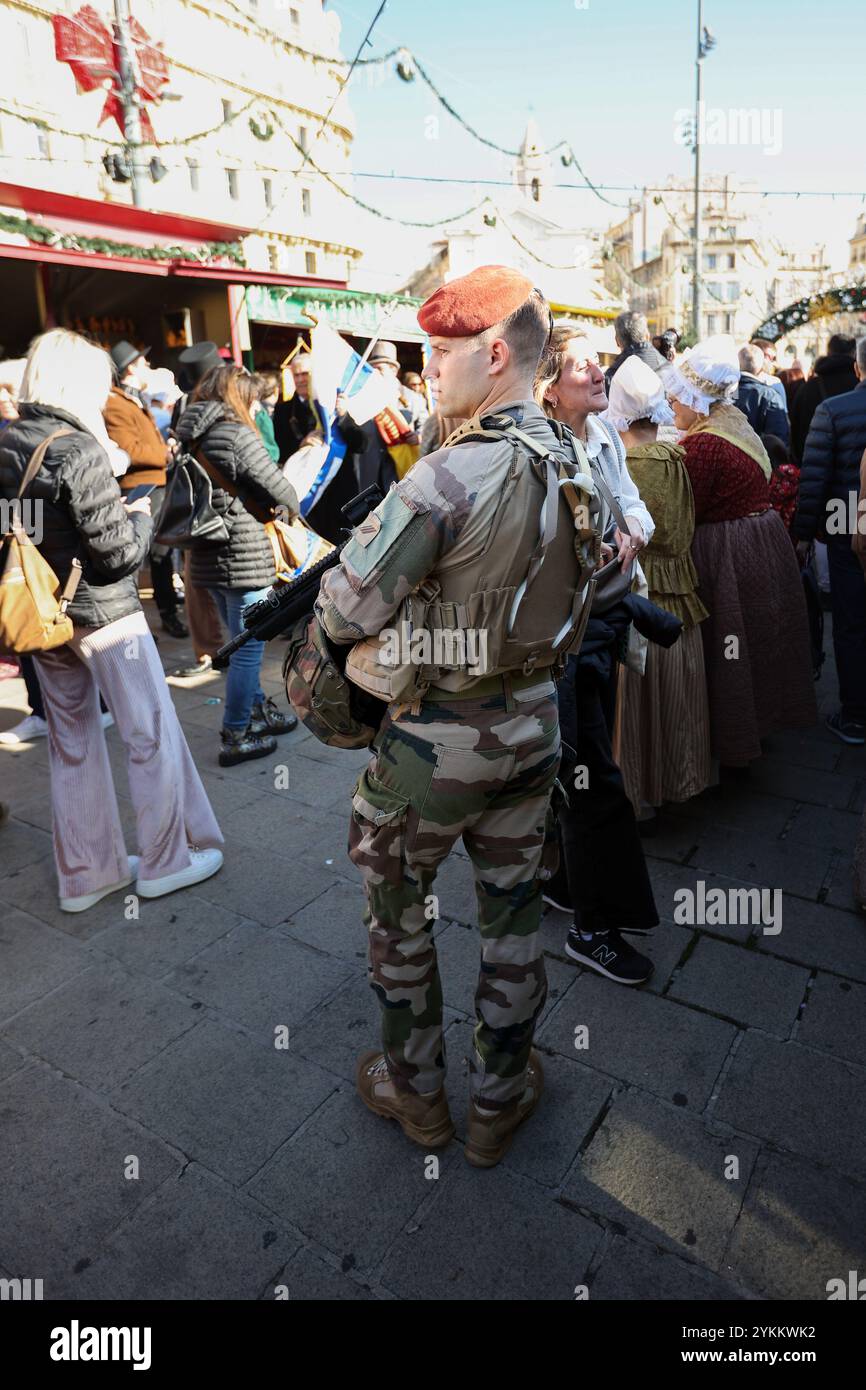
xmin=348 ymin=678 xmax=560 ymax=1109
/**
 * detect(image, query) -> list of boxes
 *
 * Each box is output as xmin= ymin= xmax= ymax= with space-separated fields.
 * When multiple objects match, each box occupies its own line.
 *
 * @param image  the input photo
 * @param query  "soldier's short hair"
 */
xmin=485 ymin=288 xmax=552 ymax=376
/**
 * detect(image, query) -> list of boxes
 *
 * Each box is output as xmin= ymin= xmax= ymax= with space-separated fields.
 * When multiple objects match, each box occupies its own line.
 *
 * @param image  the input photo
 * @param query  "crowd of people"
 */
xmin=0 ymin=315 xmax=863 ymax=950
xmin=1 ymin=276 xmax=866 ymax=1161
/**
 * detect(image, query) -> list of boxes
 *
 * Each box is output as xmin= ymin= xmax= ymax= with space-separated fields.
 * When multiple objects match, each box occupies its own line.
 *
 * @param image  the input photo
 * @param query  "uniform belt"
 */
xmin=424 ymin=668 xmax=556 ymax=702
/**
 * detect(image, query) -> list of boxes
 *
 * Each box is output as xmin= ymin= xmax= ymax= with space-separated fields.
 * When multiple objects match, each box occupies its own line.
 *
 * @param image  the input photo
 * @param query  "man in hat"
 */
xmin=104 ymin=341 xmax=188 ymax=639
xmin=315 ymin=265 xmax=603 ymax=1166
xmin=368 ymin=339 xmax=428 ymax=433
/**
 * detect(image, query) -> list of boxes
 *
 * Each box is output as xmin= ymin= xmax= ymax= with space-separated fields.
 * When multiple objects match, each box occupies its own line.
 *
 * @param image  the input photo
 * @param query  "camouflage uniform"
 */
xmin=317 ymin=400 xmax=598 ymax=1110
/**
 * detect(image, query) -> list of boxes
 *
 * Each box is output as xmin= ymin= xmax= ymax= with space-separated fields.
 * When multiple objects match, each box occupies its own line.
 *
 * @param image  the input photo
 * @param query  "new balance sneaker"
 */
xmin=219 ymin=726 xmax=276 ymax=767
xmin=249 ymin=696 xmax=297 ymax=736
xmin=826 ymin=711 xmax=866 ymax=745
xmin=356 ymin=1051 xmax=455 ymax=1148
xmin=0 ymin=714 xmax=49 ymax=745
xmin=565 ymin=927 xmax=653 ymax=985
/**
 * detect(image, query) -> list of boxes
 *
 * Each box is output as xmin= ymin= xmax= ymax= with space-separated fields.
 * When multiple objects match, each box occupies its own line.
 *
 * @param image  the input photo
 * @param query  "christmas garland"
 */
xmin=754 ymin=284 xmax=866 ymax=342
xmin=248 ymin=113 xmax=275 ymax=142
xmin=0 ymin=211 xmax=246 ymax=266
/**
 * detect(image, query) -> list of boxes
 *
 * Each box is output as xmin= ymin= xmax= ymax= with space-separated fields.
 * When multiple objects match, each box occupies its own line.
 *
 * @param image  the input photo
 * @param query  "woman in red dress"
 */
xmin=665 ymin=336 xmax=817 ymax=767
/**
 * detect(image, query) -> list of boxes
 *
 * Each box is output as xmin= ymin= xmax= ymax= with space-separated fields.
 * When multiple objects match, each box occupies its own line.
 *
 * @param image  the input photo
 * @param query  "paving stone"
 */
xmin=667 ymin=936 xmax=810 ymax=1034
xmin=666 ymin=785 xmax=798 ymax=837
xmin=646 ymin=862 xmax=755 ymax=943
xmin=561 ymin=1089 xmax=758 ymax=1265
xmin=164 ymin=920 xmax=353 ymax=1037
xmin=112 ymin=1018 xmax=336 ymax=1184
xmin=444 ymin=1018 xmax=612 ymax=1187
xmin=637 ymin=814 xmax=699 ymax=865
xmin=641 ymin=923 xmax=695 ymax=995
xmin=0 ymin=1037 xmax=26 ymax=1081
xmin=436 ymin=920 xmax=577 ymax=1027
xmin=281 ymin=881 xmax=369 ymax=964
xmin=754 ymin=895 xmax=866 ymax=983
xmin=725 ymin=1150 xmax=866 ymax=1300
xmin=2 ymin=961 xmax=200 ymax=1092
xmin=87 ymin=897 xmax=248 ymax=980
xmin=785 ymin=803 xmax=862 ymax=853
xmin=761 ymin=729 xmax=841 ymax=772
xmin=0 ymin=906 xmax=92 ymax=1020
xmin=748 ymin=756 xmax=860 ymax=811
xmin=270 ymin=1244 xmax=378 ymax=1300
xmin=55 ymin=1166 xmax=301 ymax=1301
xmin=291 ymin=972 xmax=464 ymax=1085
xmin=591 ymin=1235 xmax=751 ymax=1301
xmin=796 ymin=973 xmax=866 ymax=1066
xmin=686 ymin=824 xmax=831 ymax=901
xmin=0 ymin=857 xmax=143 ymax=941
xmin=821 ymin=851 xmax=866 ymax=913
xmin=247 ymin=1090 xmax=437 ymax=1271
xmin=0 ymin=818 xmax=52 ymax=875
xmin=379 ymin=1163 xmax=604 ymax=1300
xmin=539 ymin=972 xmax=737 ymax=1111
xmin=272 ymin=751 xmax=357 ymax=810
xmin=714 ymin=1032 xmax=866 ymax=1179
xmin=190 ymin=842 xmax=347 ymax=927
xmin=0 ymin=1062 xmax=180 ymax=1273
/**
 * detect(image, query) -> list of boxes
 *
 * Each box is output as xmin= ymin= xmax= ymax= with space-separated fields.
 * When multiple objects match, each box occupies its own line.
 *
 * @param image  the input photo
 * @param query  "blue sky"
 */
xmin=333 ymin=0 xmax=865 ymax=274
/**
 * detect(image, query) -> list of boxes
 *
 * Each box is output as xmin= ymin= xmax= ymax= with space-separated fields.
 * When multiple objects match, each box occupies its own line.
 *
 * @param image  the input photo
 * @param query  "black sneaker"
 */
xmin=826 ymin=711 xmax=866 ymax=745
xmin=219 ymin=726 xmax=277 ymax=767
xmin=161 ymin=612 xmax=189 ymax=640
xmin=249 ymin=696 xmax=297 ymax=736
xmin=565 ymin=927 xmax=653 ymax=985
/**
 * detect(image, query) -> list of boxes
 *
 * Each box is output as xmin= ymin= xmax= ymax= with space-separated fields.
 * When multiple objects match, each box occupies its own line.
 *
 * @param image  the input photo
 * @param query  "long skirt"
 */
xmin=692 ymin=509 xmax=817 ymax=766
xmin=619 ymin=622 xmax=712 ymax=811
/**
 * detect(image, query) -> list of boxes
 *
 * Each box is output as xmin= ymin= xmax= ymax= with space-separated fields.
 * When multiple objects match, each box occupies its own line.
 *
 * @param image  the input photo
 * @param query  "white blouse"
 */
xmin=584 ymin=412 xmax=655 ymax=544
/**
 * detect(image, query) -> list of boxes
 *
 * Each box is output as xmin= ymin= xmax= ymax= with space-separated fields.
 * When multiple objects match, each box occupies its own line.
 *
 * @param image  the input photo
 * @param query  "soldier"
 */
xmin=315 ymin=265 xmax=604 ymax=1167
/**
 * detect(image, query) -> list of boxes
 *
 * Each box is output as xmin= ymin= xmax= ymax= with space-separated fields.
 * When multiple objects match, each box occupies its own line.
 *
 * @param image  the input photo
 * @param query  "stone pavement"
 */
xmin=1 ymin=606 xmax=865 ymax=1302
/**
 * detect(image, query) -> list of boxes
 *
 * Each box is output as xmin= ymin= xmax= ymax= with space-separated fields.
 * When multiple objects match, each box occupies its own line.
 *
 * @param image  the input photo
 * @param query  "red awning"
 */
xmin=0 ymin=181 xmax=347 ymax=289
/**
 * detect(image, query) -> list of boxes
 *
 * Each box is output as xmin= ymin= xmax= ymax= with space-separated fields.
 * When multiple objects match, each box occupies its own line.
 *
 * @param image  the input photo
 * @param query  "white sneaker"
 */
xmin=136 ymin=847 xmax=224 ymax=899
xmin=101 ymin=711 xmax=115 ymax=730
xmin=60 ymin=855 xmax=140 ymax=914
xmin=0 ymin=714 xmax=49 ymax=745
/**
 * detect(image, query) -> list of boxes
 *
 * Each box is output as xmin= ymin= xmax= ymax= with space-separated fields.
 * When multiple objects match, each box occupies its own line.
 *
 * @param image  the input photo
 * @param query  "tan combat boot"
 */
xmin=356 ymin=1051 xmax=455 ymax=1148
xmin=464 ymin=1050 xmax=545 ymax=1168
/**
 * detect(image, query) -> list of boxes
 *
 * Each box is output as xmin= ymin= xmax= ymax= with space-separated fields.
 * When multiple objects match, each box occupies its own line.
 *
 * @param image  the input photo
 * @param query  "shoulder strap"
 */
xmin=192 ymin=442 xmax=273 ymax=524
xmin=17 ymin=429 xmax=75 ymax=500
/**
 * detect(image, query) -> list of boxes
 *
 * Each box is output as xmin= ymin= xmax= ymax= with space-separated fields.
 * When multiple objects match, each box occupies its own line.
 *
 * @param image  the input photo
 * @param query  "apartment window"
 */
xmin=187 ymin=158 xmax=200 ymax=192
xmin=222 ymin=99 xmax=233 ymax=125
xmin=298 ymin=126 xmax=309 ymax=153
xmin=724 ymin=313 xmax=734 ymax=333
xmin=267 ymin=244 xmax=279 ymax=272
xmin=301 ymin=187 xmax=311 ymax=217
xmin=726 ymin=281 xmax=740 ymax=302
xmin=290 ymin=8 xmax=300 ymax=28
xmin=263 ymin=177 xmax=273 ymax=210
xmin=704 ymin=253 xmax=717 ymax=270
xmin=706 ymin=314 xmax=717 ymax=334
xmin=36 ymin=123 xmax=50 ymax=158
xmin=727 ymin=253 xmax=736 ymax=269
xmin=226 ymin=168 xmax=239 ymax=200
xmin=305 ymin=250 xmax=317 ymax=275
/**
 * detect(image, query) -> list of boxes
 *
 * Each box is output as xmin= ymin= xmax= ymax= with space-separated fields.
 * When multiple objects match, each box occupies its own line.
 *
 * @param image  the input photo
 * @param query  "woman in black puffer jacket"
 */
xmin=0 ymin=329 xmax=223 ymax=912
xmin=174 ymin=365 xmax=301 ymax=765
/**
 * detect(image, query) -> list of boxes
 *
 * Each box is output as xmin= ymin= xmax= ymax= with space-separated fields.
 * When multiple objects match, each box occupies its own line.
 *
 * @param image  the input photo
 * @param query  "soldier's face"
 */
xmin=424 ymin=335 xmax=491 ymax=417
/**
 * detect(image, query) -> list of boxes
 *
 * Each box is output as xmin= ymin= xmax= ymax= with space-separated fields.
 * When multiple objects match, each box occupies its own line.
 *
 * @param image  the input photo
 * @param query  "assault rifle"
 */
xmin=212 ymin=483 xmax=382 ymax=670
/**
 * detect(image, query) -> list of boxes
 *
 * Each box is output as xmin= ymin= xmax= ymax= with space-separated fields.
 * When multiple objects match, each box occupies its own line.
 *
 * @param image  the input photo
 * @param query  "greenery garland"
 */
xmin=0 ymin=211 xmax=246 ymax=266
xmin=248 ymin=113 xmax=275 ymax=142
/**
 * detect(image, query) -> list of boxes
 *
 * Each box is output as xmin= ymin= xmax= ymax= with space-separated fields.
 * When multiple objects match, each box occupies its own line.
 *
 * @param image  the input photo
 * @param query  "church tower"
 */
xmin=513 ymin=118 xmax=550 ymax=205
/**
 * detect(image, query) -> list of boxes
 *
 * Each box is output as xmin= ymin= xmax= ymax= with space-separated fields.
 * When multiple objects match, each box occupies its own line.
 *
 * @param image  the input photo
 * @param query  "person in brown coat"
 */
xmin=104 ymin=341 xmax=188 ymax=638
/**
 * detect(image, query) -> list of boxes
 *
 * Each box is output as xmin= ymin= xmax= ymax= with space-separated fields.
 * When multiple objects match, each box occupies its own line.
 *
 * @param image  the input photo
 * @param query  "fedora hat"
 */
xmin=368 ymin=339 xmax=400 ymax=367
xmin=110 ymin=339 xmax=149 ymax=376
xmin=177 ymin=341 xmax=222 ymax=393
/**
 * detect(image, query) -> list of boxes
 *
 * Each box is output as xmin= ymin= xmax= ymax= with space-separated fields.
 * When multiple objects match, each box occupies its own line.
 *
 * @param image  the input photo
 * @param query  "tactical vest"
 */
xmin=345 ymin=412 xmax=609 ymax=705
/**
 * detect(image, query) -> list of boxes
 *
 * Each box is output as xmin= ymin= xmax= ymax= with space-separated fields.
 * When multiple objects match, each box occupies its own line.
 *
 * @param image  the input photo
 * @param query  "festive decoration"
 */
xmin=0 ymin=211 xmax=245 ymax=267
xmin=53 ymin=4 xmax=169 ymax=142
xmin=248 ymin=113 xmax=275 ymax=142
xmin=754 ymin=284 xmax=866 ymax=343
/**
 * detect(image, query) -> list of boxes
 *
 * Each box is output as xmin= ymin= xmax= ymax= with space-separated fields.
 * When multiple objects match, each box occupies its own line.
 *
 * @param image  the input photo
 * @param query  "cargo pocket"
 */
xmin=349 ymin=768 xmax=410 ymax=886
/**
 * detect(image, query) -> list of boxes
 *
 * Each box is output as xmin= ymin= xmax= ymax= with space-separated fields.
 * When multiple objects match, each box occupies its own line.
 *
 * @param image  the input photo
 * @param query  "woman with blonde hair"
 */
xmin=666 ymin=335 xmax=817 ymax=767
xmin=0 ymin=328 xmax=224 ymax=910
xmin=533 ymin=325 xmax=659 ymax=987
xmin=605 ymin=356 xmax=712 ymax=815
xmin=176 ymin=363 xmax=300 ymax=765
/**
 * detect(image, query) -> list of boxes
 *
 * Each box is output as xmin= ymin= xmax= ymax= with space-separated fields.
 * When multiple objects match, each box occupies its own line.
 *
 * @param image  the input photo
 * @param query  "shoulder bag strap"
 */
xmin=192 ymin=443 xmax=273 ymax=524
xmin=16 ymin=428 xmax=75 ymax=501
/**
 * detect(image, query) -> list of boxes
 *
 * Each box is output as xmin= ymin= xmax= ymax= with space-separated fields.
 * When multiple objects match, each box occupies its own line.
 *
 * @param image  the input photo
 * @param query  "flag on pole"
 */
xmin=284 ymin=321 xmax=392 ymax=517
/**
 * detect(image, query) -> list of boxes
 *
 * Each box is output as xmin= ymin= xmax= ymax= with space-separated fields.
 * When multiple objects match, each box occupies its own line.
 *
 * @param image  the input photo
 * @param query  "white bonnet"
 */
xmin=603 ymin=356 xmax=674 ymax=432
xmin=663 ymin=333 xmax=740 ymax=415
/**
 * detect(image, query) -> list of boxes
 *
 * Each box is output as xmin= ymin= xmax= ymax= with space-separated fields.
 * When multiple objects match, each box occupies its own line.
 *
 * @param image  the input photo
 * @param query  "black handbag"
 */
xmin=153 ymin=445 xmax=231 ymax=549
xmin=590 ymin=470 xmax=637 ymax=615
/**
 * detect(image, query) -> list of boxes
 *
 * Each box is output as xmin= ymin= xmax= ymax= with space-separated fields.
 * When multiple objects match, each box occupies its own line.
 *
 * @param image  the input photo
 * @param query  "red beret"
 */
xmin=417 ymin=264 xmax=535 ymax=338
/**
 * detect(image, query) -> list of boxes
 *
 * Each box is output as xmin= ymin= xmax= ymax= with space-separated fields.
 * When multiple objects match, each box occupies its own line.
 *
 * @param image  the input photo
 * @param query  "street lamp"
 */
xmin=692 ymin=2 xmax=717 ymax=339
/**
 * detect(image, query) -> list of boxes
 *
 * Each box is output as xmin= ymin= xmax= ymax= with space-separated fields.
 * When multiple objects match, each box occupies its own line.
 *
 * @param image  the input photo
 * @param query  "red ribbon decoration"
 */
xmin=53 ymin=4 xmax=169 ymax=142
